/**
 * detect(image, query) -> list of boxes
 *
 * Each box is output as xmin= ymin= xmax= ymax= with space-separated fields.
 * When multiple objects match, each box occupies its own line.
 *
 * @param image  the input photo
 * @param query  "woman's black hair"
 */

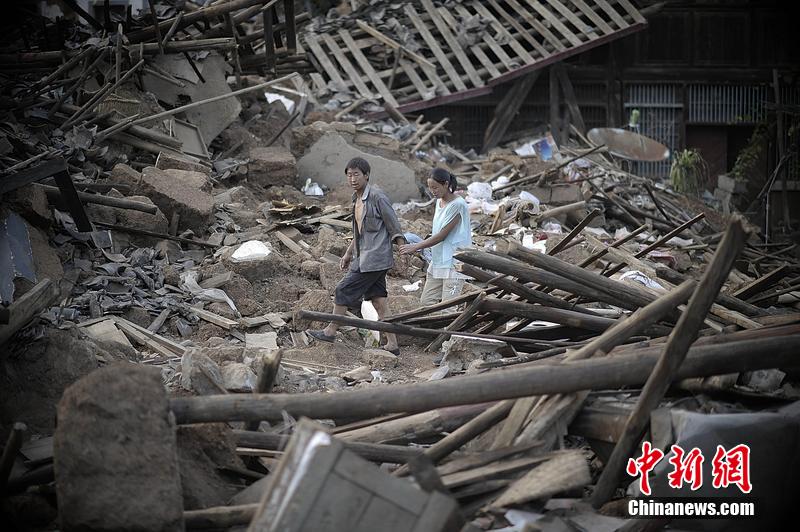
xmin=430 ymin=167 xmax=457 ymax=193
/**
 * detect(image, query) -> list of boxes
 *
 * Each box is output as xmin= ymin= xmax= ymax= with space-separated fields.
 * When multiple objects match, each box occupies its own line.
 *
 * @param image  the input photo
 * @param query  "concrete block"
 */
xmin=248 ymin=146 xmax=297 ymax=187
xmin=139 ymin=166 xmax=214 ymax=232
xmin=156 ymin=151 xmax=211 ymax=177
xmin=296 ymin=131 xmax=419 ymax=203
xmin=54 ymin=365 xmax=183 ymax=531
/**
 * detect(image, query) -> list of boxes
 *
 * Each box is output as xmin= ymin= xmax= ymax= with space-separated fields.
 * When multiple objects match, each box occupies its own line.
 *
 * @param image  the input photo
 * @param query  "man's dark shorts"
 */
xmin=334 ymin=267 xmax=389 ymax=309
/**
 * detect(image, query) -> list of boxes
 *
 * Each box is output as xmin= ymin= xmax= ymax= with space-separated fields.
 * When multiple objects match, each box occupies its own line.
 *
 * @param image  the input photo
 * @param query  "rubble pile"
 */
xmin=1 ymin=2 xmax=799 ymax=532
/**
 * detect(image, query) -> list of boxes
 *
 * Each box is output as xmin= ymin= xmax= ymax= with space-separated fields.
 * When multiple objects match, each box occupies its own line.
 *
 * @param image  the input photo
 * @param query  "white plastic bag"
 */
xmin=467 ymin=181 xmax=493 ymax=201
xmin=302 ymin=178 xmax=324 ymax=196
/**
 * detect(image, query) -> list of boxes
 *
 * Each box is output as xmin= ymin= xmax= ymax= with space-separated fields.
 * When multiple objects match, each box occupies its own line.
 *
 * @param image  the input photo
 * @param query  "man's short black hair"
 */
xmin=345 ymin=157 xmax=370 ymax=176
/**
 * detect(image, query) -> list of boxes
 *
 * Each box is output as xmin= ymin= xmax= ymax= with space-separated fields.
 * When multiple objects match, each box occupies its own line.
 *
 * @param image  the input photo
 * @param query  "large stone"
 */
xmin=296 ymin=130 xmax=419 ymax=203
xmin=109 ymin=163 xmax=142 ymax=189
xmin=221 ymin=241 xmax=290 ymax=284
xmin=360 ymin=348 xmax=399 ymax=369
xmin=54 ymin=364 xmax=183 ymax=531
xmin=318 ymin=261 xmax=342 ymax=293
xmin=114 ymin=194 xmax=169 ymax=246
xmin=0 ymin=328 xmax=99 ymax=433
xmin=290 ymin=121 xmax=357 ymax=158
xmin=156 ymin=151 xmax=211 ymax=177
xmin=181 ymin=349 xmax=225 ymax=395
xmin=292 ymin=289 xmax=332 ymax=330
xmin=440 ymin=336 xmax=515 ymax=372
xmin=139 ymin=166 xmax=214 ymax=232
xmin=248 ymin=146 xmax=297 ymax=187
xmin=176 ymin=424 xmax=245 ymax=510
xmin=213 ymin=185 xmax=256 ymax=206
xmin=312 ymin=225 xmax=349 ymax=259
xmin=221 ymin=362 xmax=258 ymax=392
xmin=300 ymin=260 xmax=322 ymax=279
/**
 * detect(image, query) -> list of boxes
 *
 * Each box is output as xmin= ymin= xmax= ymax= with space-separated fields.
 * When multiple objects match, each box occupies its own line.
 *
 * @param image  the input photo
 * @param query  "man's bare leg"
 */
xmin=371 ymin=296 xmax=399 ymax=352
xmin=322 ymin=304 xmax=348 ymax=337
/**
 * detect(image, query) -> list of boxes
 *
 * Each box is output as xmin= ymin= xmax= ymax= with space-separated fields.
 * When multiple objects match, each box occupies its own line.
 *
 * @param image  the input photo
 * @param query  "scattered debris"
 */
xmin=1 ymin=1 xmax=798 ymax=531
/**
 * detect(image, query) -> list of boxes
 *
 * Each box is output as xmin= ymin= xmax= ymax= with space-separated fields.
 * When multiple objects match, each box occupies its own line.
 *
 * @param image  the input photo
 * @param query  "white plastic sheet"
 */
xmin=180 ymin=270 xmax=240 ymax=316
xmin=231 ymin=240 xmax=272 ymax=262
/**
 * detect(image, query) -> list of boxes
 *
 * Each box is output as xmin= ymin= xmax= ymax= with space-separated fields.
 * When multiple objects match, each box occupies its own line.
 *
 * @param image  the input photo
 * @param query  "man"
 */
xmin=307 ymin=157 xmax=406 ymax=355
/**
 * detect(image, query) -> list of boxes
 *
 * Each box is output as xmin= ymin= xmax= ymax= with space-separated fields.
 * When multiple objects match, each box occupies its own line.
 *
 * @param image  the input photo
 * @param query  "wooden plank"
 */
xmin=453 ymin=4 xmax=516 ymax=71
xmin=483 ymin=70 xmax=541 ymax=152
xmin=399 ymin=61 xmax=435 ymax=99
xmin=334 ymin=451 xmax=428 ymax=514
xmin=191 ymin=306 xmax=239 ymax=330
xmin=320 ymin=33 xmax=375 ymax=99
xmin=591 ymin=219 xmax=747 ymax=508
xmin=408 ymin=59 xmax=450 ymax=97
xmin=0 ymin=158 xmax=67 ymax=194
xmin=544 ymin=0 xmax=598 ymax=39
xmin=594 ymin=0 xmax=629 ymax=29
xmin=412 ymin=118 xmax=449 ymax=153
xmin=147 ymin=308 xmax=170 ymax=333
xmin=617 ymin=0 xmax=647 ymax=24
xmin=732 ymin=265 xmax=790 ymax=301
xmin=112 ymin=316 xmax=186 ymax=355
xmin=485 ymin=0 xmax=553 ymax=57
xmin=354 ymin=496 xmax=416 ymax=532
xmin=491 ymin=396 xmax=539 ymax=450
xmin=523 ymin=0 xmax=585 ymax=47
xmin=440 ymin=455 xmax=552 ymax=489
xmin=304 ymin=474 xmax=374 ymax=530
xmin=571 ymin=0 xmax=614 ymax=34
xmin=114 ymin=321 xmax=176 ymax=358
xmin=554 ymin=63 xmax=587 ymax=133
xmin=0 ymin=278 xmax=60 ymax=346
xmin=303 ymin=34 xmax=348 ymax=90
xmin=492 ymin=451 xmax=590 ymax=508
xmin=273 ymin=229 xmax=313 ymax=259
xmin=421 ymin=0 xmax=484 ymax=87
xmin=470 ymin=1 xmax=537 ymax=64
xmin=512 ymin=0 xmax=577 ymax=50
xmin=338 ymin=30 xmax=399 ymax=107
xmin=309 ymin=72 xmax=327 ymax=93
xmin=354 ymin=21 xmax=436 ymax=72
xmin=438 ymin=7 xmax=501 ymax=78
xmin=404 ymin=4 xmax=468 ymax=91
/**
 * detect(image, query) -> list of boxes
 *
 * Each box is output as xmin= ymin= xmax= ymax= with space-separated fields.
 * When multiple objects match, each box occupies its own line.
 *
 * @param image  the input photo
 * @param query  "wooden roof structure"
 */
xmin=300 ymin=0 xmax=648 ymax=113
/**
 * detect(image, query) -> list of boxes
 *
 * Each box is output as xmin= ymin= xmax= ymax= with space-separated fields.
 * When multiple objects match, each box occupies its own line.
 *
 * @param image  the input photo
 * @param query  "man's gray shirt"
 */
xmin=351 ymin=185 xmax=404 ymax=272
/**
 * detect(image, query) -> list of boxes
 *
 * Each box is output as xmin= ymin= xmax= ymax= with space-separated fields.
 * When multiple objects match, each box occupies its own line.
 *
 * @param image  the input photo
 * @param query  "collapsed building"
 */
xmin=1 ymin=1 xmax=799 ymax=531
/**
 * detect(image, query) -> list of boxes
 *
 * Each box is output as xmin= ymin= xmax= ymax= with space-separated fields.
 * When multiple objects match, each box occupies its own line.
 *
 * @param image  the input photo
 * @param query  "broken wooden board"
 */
xmin=191 ymin=306 xmax=239 ymax=330
xmin=249 ymin=419 xmax=463 ymax=531
xmin=300 ymin=0 xmax=647 ymax=113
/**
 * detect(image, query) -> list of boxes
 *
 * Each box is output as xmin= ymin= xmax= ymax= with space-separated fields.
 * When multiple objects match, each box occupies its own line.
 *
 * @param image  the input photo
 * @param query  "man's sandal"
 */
xmin=307 ymin=329 xmax=336 ymax=343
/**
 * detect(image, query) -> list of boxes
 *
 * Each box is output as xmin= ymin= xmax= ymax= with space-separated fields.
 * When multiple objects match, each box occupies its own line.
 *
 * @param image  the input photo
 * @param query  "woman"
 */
xmin=400 ymin=168 xmax=472 ymax=306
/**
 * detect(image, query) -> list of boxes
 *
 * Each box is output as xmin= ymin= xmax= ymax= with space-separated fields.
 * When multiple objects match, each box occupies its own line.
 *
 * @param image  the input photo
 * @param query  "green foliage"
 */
xmin=730 ymin=123 xmax=768 ymax=183
xmin=670 ymin=149 xmax=707 ymax=196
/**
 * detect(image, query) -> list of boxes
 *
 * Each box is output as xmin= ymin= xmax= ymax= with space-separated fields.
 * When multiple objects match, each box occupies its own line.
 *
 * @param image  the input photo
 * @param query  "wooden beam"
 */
xmin=169 ymin=335 xmax=800 ymax=424
xmin=591 ymin=218 xmax=747 ymax=508
xmin=482 ymin=71 xmax=541 ymax=153
xmin=0 ymin=279 xmax=60 ymax=346
xmin=554 ymin=63 xmax=586 ymax=133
